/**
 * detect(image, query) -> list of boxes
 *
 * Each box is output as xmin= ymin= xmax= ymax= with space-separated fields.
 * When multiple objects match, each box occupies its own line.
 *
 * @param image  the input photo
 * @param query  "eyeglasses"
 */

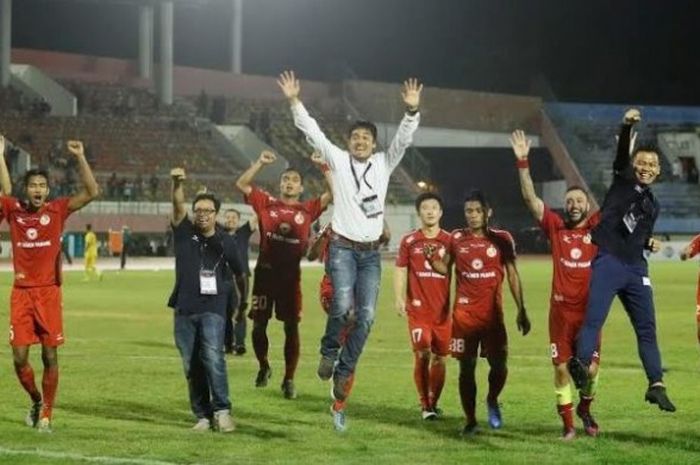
xmin=193 ymin=209 xmax=216 ymax=216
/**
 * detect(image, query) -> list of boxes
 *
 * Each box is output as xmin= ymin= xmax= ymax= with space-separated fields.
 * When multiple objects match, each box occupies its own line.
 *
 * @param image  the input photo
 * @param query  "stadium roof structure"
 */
xmin=65 ymin=0 xmax=216 ymax=8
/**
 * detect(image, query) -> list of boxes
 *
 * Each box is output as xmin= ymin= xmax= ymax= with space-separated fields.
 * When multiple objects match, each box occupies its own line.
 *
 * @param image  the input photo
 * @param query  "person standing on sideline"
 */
xmin=511 ymin=129 xmax=602 ymax=439
xmin=394 ymin=192 xmax=451 ymax=421
xmin=569 ymin=108 xmax=676 ymax=413
xmin=83 ymin=223 xmax=102 ymax=281
xmin=221 ymin=209 xmax=257 ymax=355
xmin=680 ymin=234 xmax=700 ymax=348
xmin=4 ymin=140 xmax=98 ymax=432
xmin=278 ymin=70 xmax=422 ymax=430
xmin=235 ymin=150 xmax=330 ymax=399
xmin=120 ymin=225 xmax=131 ymax=270
xmin=168 ymin=167 xmax=242 ymax=432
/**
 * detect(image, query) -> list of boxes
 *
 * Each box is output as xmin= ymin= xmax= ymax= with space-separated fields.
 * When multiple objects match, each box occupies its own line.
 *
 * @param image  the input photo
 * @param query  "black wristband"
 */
xmin=406 ymin=107 xmax=419 ymax=116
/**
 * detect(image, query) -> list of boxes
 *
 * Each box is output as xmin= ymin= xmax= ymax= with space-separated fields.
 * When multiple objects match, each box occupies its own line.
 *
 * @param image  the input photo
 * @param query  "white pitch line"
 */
xmin=0 ymin=446 xmax=199 ymax=465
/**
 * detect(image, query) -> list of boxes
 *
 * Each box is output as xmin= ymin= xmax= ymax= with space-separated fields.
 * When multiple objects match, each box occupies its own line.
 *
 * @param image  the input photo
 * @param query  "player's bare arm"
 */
xmin=66 ymin=140 xmax=100 ymax=212
xmin=0 ymin=134 xmax=12 ymax=196
xmin=235 ymin=150 xmax=276 ymax=196
xmin=170 ymin=167 xmax=187 ymax=226
xmin=277 ymin=70 xmax=301 ymax=107
xmin=393 ymin=266 xmax=408 ymax=317
xmin=505 ymin=260 xmax=531 ymax=336
xmin=311 ymin=151 xmax=333 ymax=209
xmin=307 ymin=223 xmax=330 ymax=261
xmin=426 ymin=245 xmax=451 ymax=276
xmin=510 ymin=130 xmax=544 ymax=222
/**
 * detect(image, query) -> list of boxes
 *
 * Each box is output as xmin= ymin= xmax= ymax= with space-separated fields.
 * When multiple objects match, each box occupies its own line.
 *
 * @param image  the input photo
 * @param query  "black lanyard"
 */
xmin=349 ymin=155 xmax=373 ymax=192
xmin=199 ymin=239 xmax=224 ymax=272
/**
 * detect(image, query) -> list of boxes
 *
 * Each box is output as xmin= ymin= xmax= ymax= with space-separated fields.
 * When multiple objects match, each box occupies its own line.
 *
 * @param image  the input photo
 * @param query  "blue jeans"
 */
xmin=174 ymin=311 xmax=231 ymax=419
xmin=576 ymin=252 xmax=663 ymax=384
xmin=320 ymin=240 xmax=381 ymax=377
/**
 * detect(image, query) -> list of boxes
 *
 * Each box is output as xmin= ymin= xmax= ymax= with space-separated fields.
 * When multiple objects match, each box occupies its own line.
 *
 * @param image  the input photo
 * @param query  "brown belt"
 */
xmin=331 ymin=233 xmax=381 ymax=251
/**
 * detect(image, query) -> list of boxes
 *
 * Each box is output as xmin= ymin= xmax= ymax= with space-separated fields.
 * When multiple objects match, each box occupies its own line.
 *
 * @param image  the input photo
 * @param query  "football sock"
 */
xmin=487 ymin=366 xmax=507 ymax=405
xmin=332 ymin=373 xmax=355 ymax=411
xmin=429 ymin=358 xmax=446 ymax=409
xmin=557 ymin=403 xmax=575 ymax=431
xmin=252 ymin=323 xmax=269 ymax=369
xmin=283 ymin=324 xmax=300 ymax=381
xmin=413 ymin=353 xmax=431 ymax=409
xmin=41 ymin=366 xmax=59 ymax=419
xmin=458 ymin=369 xmax=477 ymax=424
xmin=580 ymin=371 xmax=599 ymax=400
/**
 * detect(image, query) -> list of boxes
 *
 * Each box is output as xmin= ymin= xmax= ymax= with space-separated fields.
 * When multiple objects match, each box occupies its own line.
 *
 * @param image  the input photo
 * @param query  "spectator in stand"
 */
xmin=120 ymin=226 xmax=132 ymax=270
xmin=671 ymin=157 xmax=683 ymax=182
xmin=149 ymin=173 xmax=160 ymax=201
xmin=108 ymin=173 xmax=118 ymax=199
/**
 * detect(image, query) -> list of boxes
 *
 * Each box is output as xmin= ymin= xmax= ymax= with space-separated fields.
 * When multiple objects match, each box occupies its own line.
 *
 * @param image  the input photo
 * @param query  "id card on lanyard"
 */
xmin=350 ymin=156 xmax=383 ymax=218
xmin=199 ymin=241 xmax=224 ymax=295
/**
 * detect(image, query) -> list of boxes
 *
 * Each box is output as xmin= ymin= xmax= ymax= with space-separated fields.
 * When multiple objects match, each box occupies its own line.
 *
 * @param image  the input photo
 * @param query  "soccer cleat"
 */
xmin=317 ymin=356 xmax=335 ymax=381
xmin=36 ymin=417 xmax=52 ymax=434
xmin=645 ymin=385 xmax=676 ymax=412
xmin=421 ymin=409 xmax=438 ymax=421
xmin=255 ymin=366 xmax=272 ymax=387
xmin=330 ymin=405 xmax=346 ymax=432
xmin=461 ymin=422 xmax=479 ymax=437
xmin=25 ymin=401 xmax=43 ymax=427
xmin=332 ymin=374 xmax=351 ymax=402
xmin=191 ymin=418 xmax=211 ymax=432
xmin=281 ymin=379 xmax=297 ymax=399
xmin=431 ymin=406 xmax=444 ymax=418
xmin=214 ymin=410 xmax=236 ymax=433
xmin=561 ymin=428 xmax=576 ymax=441
xmin=487 ymin=402 xmax=503 ymax=429
xmin=576 ymin=404 xmax=599 ymax=437
xmin=234 ymin=346 xmax=247 ymax=356
xmin=567 ymin=357 xmax=589 ymax=390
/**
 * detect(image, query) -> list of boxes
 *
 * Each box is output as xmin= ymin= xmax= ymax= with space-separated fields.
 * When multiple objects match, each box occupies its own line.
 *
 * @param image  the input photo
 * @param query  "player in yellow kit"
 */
xmin=83 ymin=224 xmax=102 ymax=281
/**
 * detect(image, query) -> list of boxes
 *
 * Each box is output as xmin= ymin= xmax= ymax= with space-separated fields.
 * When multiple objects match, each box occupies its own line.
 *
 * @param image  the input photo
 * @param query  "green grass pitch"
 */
xmin=0 ymin=259 xmax=699 ymax=465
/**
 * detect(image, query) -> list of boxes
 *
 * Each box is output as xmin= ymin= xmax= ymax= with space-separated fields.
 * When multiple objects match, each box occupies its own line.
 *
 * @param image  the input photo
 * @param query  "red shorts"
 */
xmin=549 ymin=305 xmax=601 ymax=365
xmin=451 ymin=312 xmax=507 ymax=360
xmin=10 ymin=286 xmax=64 ymax=347
xmin=320 ymin=274 xmax=333 ymax=314
xmin=249 ymin=267 xmax=302 ymax=323
xmin=407 ymin=316 xmax=451 ymax=356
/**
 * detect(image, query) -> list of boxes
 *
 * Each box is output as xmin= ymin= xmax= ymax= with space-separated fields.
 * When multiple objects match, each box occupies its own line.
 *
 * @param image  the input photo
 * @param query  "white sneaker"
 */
xmin=191 ymin=418 xmax=211 ymax=432
xmin=37 ymin=417 xmax=52 ymax=433
xmin=214 ymin=410 xmax=235 ymax=433
xmin=421 ymin=410 xmax=438 ymax=421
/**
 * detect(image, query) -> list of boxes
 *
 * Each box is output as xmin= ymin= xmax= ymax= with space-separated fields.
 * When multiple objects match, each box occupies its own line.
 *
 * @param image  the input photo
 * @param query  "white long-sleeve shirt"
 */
xmin=292 ymin=102 xmax=420 ymax=242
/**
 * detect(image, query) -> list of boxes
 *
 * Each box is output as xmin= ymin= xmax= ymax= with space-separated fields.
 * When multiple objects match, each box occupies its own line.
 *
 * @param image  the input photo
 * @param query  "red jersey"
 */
xmin=245 ymin=186 xmax=323 ymax=272
xmin=688 ymin=234 xmax=700 ymax=258
xmin=450 ymin=228 xmax=516 ymax=322
xmin=1 ymin=196 xmax=72 ymax=288
xmin=396 ymin=229 xmax=452 ymax=323
xmin=540 ymin=206 xmax=601 ymax=310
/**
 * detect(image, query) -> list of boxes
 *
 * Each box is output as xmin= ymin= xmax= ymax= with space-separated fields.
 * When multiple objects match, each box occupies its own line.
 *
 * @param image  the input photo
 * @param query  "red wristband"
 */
xmin=516 ymin=158 xmax=529 ymax=169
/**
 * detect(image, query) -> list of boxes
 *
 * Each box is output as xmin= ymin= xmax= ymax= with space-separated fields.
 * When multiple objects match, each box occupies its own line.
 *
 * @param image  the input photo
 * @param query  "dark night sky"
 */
xmin=9 ymin=0 xmax=700 ymax=105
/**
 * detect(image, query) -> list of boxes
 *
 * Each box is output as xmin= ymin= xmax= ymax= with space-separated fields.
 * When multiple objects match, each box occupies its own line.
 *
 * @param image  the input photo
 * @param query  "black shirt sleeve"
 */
xmin=614 ymin=123 xmax=633 ymax=176
xmin=223 ymin=234 xmax=244 ymax=276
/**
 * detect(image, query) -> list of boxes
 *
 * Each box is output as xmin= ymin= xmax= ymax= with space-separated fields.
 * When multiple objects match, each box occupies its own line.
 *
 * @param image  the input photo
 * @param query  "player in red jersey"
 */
xmin=511 ymin=130 xmax=602 ymax=439
xmin=431 ymin=190 xmax=530 ymax=436
xmin=236 ymin=150 xmax=330 ymax=399
xmin=394 ymin=192 xmax=452 ymax=421
xmin=680 ymin=234 xmax=700 ymax=347
xmin=3 ymin=140 xmax=99 ymax=432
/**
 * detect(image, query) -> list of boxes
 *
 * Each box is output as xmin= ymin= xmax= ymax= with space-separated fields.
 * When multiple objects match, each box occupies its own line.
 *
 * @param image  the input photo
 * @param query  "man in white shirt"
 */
xmin=278 ymin=70 xmax=422 ymax=431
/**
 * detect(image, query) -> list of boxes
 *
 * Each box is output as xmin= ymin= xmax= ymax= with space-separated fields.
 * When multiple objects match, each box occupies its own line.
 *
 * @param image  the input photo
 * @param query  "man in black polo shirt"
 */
xmin=167 ymin=167 xmax=244 ymax=432
xmin=222 ymin=209 xmax=256 ymax=355
xmin=569 ymin=108 xmax=675 ymax=413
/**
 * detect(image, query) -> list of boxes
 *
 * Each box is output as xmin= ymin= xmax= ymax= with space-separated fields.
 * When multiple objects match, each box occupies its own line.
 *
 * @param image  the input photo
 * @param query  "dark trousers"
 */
xmin=120 ymin=244 xmax=130 ymax=269
xmin=576 ymin=252 xmax=664 ymax=384
xmin=224 ymin=275 xmax=249 ymax=351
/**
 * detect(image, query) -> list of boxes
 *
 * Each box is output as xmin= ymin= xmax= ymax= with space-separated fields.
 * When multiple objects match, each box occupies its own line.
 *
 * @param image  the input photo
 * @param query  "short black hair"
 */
xmin=463 ymin=189 xmax=490 ymax=209
xmin=224 ymin=208 xmax=240 ymax=217
xmin=565 ymin=185 xmax=590 ymax=199
xmin=632 ymin=143 xmax=662 ymax=160
xmin=192 ymin=192 xmax=221 ymax=213
xmin=23 ymin=169 xmax=50 ymax=188
xmin=280 ymin=167 xmax=304 ymax=184
xmin=348 ymin=120 xmax=378 ymax=141
xmin=415 ymin=192 xmax=443 ymax=212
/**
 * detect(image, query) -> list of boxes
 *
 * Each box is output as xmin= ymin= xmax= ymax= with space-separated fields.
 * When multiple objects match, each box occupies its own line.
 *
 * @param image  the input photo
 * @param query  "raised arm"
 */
xmin=510 ymin=130 xmax=544 ymax=222
xmin=279 ymin=70 xmax=339 ymax=164
xmin=0 ymin=135 xmax=12 ymax=196
xmin=614 ymin=108 xmax=641 ymax=174
xmin=235 ymin=150 xmax=276 ymax=196
xmin=170 ymin=167 xmax=187 ymax=226
xmin=310 ymin=150 xmax=333 ymax=209
xmin=505 ymin=260 xmax=531 ymax=336
xmin=66 ymin=141 xmax=100 ymax=212
xmin=385 ymin=78 xmax=422 ymax=171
